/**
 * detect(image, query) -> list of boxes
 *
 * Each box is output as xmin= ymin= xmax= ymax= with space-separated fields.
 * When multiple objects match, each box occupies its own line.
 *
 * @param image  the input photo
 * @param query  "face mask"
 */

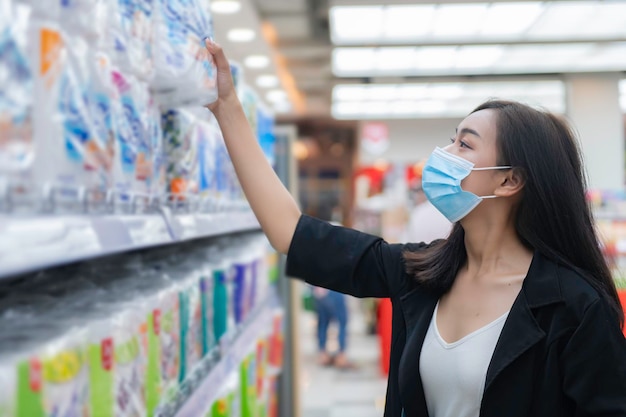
xmin=422 ymin=147 xmax=511 ymax=222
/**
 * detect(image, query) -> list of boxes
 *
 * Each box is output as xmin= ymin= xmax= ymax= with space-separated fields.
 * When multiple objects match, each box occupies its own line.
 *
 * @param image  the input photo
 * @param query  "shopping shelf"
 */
xmin=0 ymin=210 xmax=260 ymax=279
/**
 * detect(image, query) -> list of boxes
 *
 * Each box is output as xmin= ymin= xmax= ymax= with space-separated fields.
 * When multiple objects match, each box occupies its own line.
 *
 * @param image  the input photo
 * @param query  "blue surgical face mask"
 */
xmin=422 ymin=147 xmax=511 ymax=222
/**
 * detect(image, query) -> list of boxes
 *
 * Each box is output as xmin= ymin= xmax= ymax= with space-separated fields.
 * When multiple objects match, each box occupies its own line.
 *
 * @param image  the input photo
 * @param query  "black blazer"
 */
xmin=286 ymin=215 xmax=626 ymax=417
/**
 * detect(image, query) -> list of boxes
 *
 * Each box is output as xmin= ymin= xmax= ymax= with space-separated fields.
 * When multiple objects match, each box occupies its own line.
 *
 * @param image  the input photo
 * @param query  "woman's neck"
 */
xmin=461 ymin=212 xmax=533 ymax=281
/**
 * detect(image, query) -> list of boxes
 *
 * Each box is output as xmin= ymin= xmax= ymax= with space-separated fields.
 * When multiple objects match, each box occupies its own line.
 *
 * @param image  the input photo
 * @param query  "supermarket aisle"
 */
xmin=299 ymin=295 xmax=387 ymax=417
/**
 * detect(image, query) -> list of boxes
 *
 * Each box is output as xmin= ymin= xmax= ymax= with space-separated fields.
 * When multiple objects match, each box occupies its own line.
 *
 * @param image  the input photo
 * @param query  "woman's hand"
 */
xmin=204 ymin=38 xmax=238 ymax=114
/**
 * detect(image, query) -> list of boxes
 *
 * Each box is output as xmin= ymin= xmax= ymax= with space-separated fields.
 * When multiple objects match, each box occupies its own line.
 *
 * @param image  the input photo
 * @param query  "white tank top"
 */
xmin=419 ymin=302 xmax=509 ymax=417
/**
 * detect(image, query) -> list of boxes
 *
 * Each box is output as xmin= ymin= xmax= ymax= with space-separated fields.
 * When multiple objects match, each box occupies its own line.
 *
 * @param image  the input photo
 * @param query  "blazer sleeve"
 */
xmin=285 ymin=214 xmax=425 ymax=299
xmin=561 ymin=298 xmax=626 ymax=414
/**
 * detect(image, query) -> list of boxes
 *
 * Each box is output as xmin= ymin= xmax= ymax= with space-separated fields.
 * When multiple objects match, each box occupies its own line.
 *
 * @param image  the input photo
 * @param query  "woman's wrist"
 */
xmin=211 ymin=92 xmax=241 ymax=119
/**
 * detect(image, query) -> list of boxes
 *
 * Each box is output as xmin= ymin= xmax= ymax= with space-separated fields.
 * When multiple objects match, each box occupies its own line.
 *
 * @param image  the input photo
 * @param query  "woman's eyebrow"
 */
xmin=455 ymin=127 xmax=482 ymax=138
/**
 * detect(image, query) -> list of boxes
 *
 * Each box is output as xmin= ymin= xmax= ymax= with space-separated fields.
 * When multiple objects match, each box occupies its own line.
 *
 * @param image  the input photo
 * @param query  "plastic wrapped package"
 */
xmin=59 ymin=0 xmax=110 ymax=48
xmin=257 ymin=104 xmax=276 ymax=168
xmin=254 ymin=337 xmax=270 ymax=417
xmin=106 ymin=0 xmax=154 ymax=80
xmin=162 ymin=107 xmax=200 ymax=199
xmin=0 ymin=1 xmax=35 ymax=210
xmin=87 ymin=52 xmax=118 ymax=205
xmin=30 ymin=20 xmax=110 ymax=212
xmin=209 ymin=370 xmax=241 ymax=417
xmin=164 ymin=253 xmax=204 ymax=383
xmin=18 ymin=0 xmax=60 ymax=19
xmin=239 ymin=85 xmax=258 ymax=140
xmin=197 ymin=117 xmax=218 ymax=210
xmin=148 ymin=281 xmax=181 ymax=411
xmin=2 ymin=326 xmax=90 ymax=417
xmin=151 ymin=0 xmax=217 ymax=107
xmin=110 ymin=307 xmax=148 ymax=417
xmin=148 ymin=99 xmax=166 ymax=201
xmin=82 ymin=256 xmax=167 ymax=417
xmin=131 ymin=82 xmax=153 ymax=199
xmin=214 ymin=128 xmax=239 ymax=204
xmin=110 ymin=69 xmax=150 ymax=205
xmin=239 ymin=350 xmax=257 ymax=417
xmin=232 ymin=253 xmax=253 ymax=326
xmin=209 ymin=249 xmax=233 ymax=344
xmin=198 ymin=251 xmax=216 ymax=356
xmin=0 ymin=355 xmax=16 ymax=417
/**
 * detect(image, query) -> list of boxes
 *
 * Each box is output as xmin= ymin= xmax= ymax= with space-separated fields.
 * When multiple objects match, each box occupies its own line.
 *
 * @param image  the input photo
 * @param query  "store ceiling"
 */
xmin=216 ymin=0 xmax=626 ymax=120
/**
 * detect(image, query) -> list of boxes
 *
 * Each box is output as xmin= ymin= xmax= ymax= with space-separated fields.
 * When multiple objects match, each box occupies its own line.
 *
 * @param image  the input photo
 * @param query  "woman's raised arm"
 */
xmin=204 ymin=39 xmax=301 ymax=254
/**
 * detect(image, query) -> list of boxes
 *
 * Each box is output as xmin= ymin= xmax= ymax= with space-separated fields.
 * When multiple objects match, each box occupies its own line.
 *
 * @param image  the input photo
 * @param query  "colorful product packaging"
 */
xmin=31 ymin=22 xmax=103 ymax=211
xmin=152 ymin=0 xmax=217 ymax=107
xmin=162 ymin=108 xmax=200 ymax=199
xmin=0 ymin=1 xmax=35 ymax=210
xmin=197 ymin=118 xmax=218 ymax=210
xmin=107 ymin=0 xmax=154 ymax=80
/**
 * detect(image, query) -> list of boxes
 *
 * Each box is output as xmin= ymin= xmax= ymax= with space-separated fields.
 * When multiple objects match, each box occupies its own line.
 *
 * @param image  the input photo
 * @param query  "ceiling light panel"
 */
xmin=331 ymin=81 xmax=565 ymax=119
xmin=244 ymin=55 xmax=270 ymax=69
xmin=333 ymin=43 xmax=626 ymax=77
xmin=256 ymin=75 xmax=279 ymax=88
xmin=329 ymin=6 xmax=384 ymax=43
xmin=211 ymin=0 xmax=241 ymax=14
xmin=431 ymin=3 xmax=488 ymax=37
xmin=329 ymin=2 xmax=626 ymax=45
xmin=227 ymin=28 xmax=256 ymax=42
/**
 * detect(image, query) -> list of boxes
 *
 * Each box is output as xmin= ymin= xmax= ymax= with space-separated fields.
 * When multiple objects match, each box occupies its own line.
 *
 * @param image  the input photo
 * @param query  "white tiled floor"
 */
xmin=298 ymin=297 xmax=388 ymax=417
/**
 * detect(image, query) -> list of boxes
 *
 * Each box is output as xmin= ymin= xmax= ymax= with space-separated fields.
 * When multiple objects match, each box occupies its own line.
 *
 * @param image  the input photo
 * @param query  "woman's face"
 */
xmin=444 ymin=109 xmax=504 ymax=197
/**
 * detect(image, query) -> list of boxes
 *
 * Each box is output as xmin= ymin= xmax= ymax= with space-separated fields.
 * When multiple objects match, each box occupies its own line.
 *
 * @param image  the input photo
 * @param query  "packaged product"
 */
xmin=151 ymin=0 xmax=217 ymax=106
xmin=0 ymin=1 xmax=35 ymax=209
xmin=87 ymin=52 xmax=118 ymax=205
xmin=85 ymin=316 xmax=115 ymax=417
xmin=0 ymin=356 xmax=16 ymax=417
xmin=111 ymin=308 xmax=148 ymax=417
xmin=197 ymin=117 xmax=218 ymax=209
xmin=31 ymin=21 xmax=107 ymax=211
xmin=148 ymin=99 xmax=166 ymax=201
xmin=110 ymin=69 xmax=146 ymax=205
xmin=166 ymin=254 xmax=204 ymax=382
xmin=162 ymin=107 xmax=200 ymax=199
xmin=107 ymin=0 xmax=154 ymax=80
xmin=257 ymin=105 xmax=276 ymax=167
xmin=59 ymin=0 xmax=109 ymax=47
xmin=240 ymin=351 xmax=257 ymax=417
xmin=152 ymin=283 xmax=181 ymax=409
xmin=16 ymin=328 xmax=91 ymax=417
xmin=239 ymin=85 xmax=258 ymax=139
xmin=212 ymin=257 xmax=231 ymax=344
xmin=232 ymin=257 xmax=252 ymax=325
xmin=214 ymin=128 xmax=236 ymax=203
xmin=199 ymin=259 xmax=215 ymax=356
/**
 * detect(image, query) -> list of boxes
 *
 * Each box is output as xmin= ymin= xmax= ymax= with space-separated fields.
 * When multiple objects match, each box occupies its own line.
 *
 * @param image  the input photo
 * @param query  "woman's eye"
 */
xmin=460 ymin=141 xmax=470 ymax=148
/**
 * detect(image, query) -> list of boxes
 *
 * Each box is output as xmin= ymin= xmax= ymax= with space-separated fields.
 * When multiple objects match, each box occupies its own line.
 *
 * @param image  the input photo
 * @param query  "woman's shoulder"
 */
xmin=552 ymin=262 xmax=619 ymax=327
xmin=556 ymin=263 xmax=604 ymax=307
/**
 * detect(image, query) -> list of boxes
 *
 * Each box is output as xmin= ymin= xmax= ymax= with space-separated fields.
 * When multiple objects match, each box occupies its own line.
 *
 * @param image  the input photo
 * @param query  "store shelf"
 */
xmin=167 ymin=210 xmax=260 ymax=241
xmin=169 ymin=292 xmax=280 ymax=417
xmin=0 ymin=210 xmax=260 ymax=279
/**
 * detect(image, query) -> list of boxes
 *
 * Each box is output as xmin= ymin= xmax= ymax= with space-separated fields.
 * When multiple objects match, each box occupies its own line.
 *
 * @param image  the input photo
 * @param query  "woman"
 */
xmin=203 ymin=40 xmax=626 ymax=417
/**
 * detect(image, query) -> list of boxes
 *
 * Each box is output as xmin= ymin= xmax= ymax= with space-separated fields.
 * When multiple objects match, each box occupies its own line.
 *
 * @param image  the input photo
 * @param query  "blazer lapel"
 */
xmin=398 ymin=287 xmax=438 ymax=416
xmin=484 ymin=251 xmax=562 ymax=391
xmin=483 ymin=290 xmax=545 ymax=391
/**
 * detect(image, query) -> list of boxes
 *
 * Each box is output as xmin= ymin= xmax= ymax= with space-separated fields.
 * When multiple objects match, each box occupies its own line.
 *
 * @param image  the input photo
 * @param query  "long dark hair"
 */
xmin=404 ymin=99 xmax=624 ymax=328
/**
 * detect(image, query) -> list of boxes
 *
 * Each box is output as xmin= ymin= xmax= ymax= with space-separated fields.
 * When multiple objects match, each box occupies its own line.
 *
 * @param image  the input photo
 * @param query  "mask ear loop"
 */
xmin=471 ymin=166 xmax=512 ymax=171
xmin=471 ymin=166 xmax=512 ymax=198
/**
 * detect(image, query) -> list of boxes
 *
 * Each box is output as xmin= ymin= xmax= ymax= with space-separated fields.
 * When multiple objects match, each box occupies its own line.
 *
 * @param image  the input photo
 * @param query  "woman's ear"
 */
xmin=495 ymin=167 xmax=526 ymax=197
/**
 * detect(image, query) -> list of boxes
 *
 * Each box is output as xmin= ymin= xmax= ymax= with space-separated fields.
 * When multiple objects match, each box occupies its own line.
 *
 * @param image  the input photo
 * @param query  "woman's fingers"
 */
xmin=205 ymin=38 xmax=229 ymax=73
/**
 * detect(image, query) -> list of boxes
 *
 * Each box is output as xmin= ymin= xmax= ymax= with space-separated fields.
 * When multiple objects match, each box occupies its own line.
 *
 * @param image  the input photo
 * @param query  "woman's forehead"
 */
xmin=458 ymin=109 xmax=498 ymax=140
